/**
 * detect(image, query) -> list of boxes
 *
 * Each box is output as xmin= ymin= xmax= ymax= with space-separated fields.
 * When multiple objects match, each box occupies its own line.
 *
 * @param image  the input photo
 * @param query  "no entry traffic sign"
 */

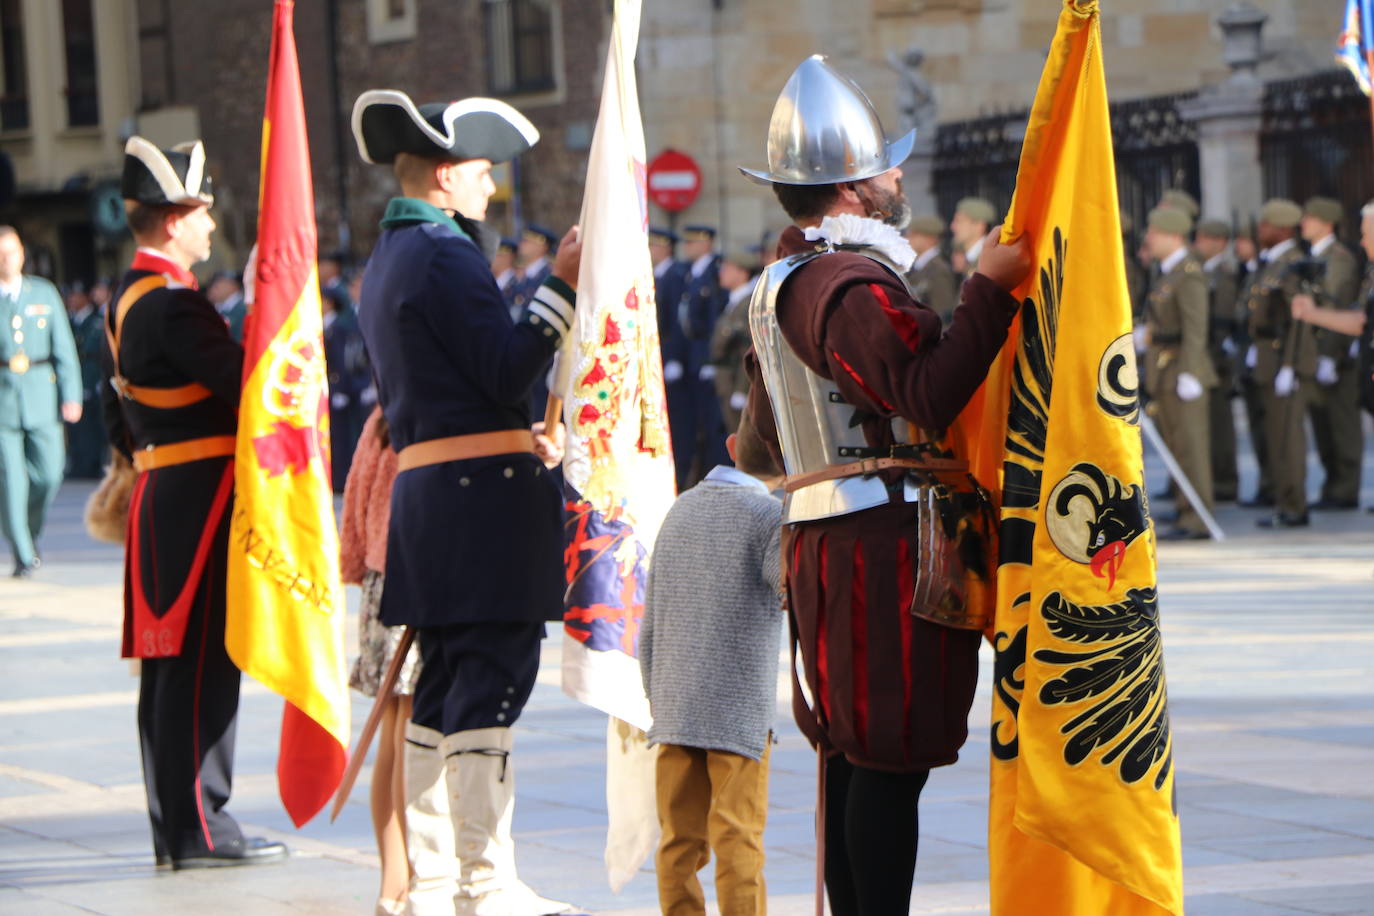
xmin=646 ymin=149 xmax=701 ymax=213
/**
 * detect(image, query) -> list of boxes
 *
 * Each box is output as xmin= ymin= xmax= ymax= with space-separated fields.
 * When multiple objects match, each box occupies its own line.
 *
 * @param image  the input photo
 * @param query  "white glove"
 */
xmin=1221 ymin=337 xmax=1237 ymax=357
xmin=729 ymin=391 xmax=748 ymax=410
xmin=1274 ymin=365 xmax=1297 ymax=397
xmin=1316 ymin=356 xmax=1338 ymax=386
xmin=1245 ymin=345 xmax=1258 ymax=370
xmin=1351 ymin=340 xmax=1362 ymax=360
xmin=699 ymin=365 xmax=717 ymax=381
xmin=663 ymin=360 xmax=683 ymax=382
xmin=1176 ymin=372 xmax=1204 ymax=402
xmin=360 ymin=386 xmax=378 ymax=407
xmin=330 ymin=392 xmax=349 ymax=410
xmin=1133 ymin=324 xmax=1148 ymax=354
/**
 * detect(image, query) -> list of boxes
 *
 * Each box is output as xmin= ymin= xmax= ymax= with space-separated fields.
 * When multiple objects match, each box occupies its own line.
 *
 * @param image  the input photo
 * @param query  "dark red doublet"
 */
xmin=746 ymin=225 xmax=1019 ymax=772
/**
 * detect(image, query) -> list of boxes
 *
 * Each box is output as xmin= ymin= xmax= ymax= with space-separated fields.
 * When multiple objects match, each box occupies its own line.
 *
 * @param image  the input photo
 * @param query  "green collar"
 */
xmin=379 ymin=197 xmax=470 ymax=240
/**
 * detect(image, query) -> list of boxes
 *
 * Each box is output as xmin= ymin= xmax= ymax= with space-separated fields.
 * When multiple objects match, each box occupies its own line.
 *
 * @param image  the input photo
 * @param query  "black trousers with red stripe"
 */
xmin=135 ymin=523 xmax=244 ymax=860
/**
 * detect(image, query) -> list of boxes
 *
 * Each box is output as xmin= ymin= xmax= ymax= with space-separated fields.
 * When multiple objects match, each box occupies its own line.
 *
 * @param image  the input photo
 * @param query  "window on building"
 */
xmin=485 ymin=0 xmax=557 ymax=97
xmin=367 ymin=0 xmax=416 ymax=44
xmin=137 ymin=0 xmax=172 ymax=109
xmin=62 ymin=0 xmax=99 ymax=127
xmin=0 ymin=0 xmax=29 ymax=132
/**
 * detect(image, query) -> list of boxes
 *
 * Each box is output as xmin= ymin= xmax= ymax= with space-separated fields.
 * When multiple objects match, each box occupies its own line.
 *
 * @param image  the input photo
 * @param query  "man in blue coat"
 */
xmin=650 ymin=226 xmax=696 ymax=490
xmin=352 ymin=89 xmax=579 ymax=916
xmin=677 ymin=225 xmax=729 ymax=483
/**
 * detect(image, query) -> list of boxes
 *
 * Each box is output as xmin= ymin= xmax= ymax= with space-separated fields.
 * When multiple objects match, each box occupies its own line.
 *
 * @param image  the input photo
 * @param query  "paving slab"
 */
xmin=2 ymin=434 xmax=1372 ymax=915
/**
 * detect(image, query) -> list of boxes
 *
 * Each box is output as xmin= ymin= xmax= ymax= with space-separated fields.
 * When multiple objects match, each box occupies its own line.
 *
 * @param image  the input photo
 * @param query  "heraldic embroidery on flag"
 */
xmin=978 ymin=3 xmax=1185 ymax=913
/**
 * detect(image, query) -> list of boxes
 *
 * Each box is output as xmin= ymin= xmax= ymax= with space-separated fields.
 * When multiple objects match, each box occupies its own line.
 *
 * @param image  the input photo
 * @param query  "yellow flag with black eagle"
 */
xmin=969 ymin=2 xmax=1185 ymax=912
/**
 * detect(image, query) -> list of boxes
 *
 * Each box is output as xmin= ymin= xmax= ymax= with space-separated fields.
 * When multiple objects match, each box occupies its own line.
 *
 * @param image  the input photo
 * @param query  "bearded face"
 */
xmin=856 ymin=172 xmax=912 ymax=231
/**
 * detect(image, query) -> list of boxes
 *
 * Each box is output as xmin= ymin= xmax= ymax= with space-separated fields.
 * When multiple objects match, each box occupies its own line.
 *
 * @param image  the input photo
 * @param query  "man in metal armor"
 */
xmin=739 ymin=56 xmax=1032 ymax=915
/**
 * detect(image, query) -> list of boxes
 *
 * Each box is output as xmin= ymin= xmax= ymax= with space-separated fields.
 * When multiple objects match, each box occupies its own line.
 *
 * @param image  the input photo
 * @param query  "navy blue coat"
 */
xmin=655 ymin=259 xmax=690 ymax=375
xmin=357 ymin=198 xmax=575 ymax=628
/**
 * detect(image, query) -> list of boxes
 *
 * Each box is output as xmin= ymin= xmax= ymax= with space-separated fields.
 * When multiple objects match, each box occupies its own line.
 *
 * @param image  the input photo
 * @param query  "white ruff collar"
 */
xmin=803 ymin=214 xmax=917 ymax=272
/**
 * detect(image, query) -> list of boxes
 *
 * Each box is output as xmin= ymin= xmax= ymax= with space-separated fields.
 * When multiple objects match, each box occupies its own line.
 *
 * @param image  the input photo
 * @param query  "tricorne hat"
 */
xmin=121 ymin=136 xmax=214 ymax=207
xmin=740 ymin=55 xmax=915 ymax=186
xmin=352 ymin=89 xmax=539 ymax=166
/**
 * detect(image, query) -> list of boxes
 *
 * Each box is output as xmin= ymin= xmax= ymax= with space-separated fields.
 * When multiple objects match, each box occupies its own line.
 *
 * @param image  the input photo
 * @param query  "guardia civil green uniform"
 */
xmin=1302 ymin=198 xmax=1363 ymax=509
xmin=1247 ymin=200 xmax=1313 ymax=526
xmin=1144 ymin=212 xmax=1216 ymax=538
xmin=0 ymin=276 xmax=81 ymax=572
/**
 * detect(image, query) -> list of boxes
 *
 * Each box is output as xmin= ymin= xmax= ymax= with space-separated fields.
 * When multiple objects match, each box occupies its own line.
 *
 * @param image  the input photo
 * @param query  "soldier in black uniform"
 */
xmin=351 ymin=89 xmax=579 ymax=916
xmin=678 ymin=225 xmax=728 ymax=484
xmin=102 ymin=136 xmax=286 ymax=870
xmin=650 ymin=227 xmax=695 ymax=490
xmin=66 ymin=283 xmax=108 ymax=478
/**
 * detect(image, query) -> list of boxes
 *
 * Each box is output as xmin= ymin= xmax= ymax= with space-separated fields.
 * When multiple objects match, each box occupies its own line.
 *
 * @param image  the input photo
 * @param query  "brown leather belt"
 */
xmin=784 ymin=456 xmax=968 ymax=493
xmin=133 ymin=435 xmax=237 ymax=473
xmin=117 ymin=379 xmax=214 ymax=409
xmin=397 ymin=430 xmax=535 ymax=472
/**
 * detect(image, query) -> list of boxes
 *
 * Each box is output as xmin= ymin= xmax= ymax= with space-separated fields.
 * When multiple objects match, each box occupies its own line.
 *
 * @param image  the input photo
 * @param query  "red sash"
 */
xmin=121 ymin=461 xmax=234 ymax=659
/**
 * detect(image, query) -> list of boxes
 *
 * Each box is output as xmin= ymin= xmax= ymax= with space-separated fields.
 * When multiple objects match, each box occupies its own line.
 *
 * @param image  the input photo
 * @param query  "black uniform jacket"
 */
xmin=102 ymin=256 xmax=243 ymax=658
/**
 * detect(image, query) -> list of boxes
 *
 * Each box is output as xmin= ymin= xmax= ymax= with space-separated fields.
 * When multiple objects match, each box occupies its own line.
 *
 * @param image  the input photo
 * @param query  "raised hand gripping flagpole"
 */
xmin=969 ymin=3 xmax=1185 ymax=913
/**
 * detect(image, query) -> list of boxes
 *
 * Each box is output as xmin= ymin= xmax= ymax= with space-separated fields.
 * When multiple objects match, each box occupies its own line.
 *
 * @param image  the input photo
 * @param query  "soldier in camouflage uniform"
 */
xmin=1246 ymin=199 xmax=1313 ymax=528
xmin=1194 ymin=220 xmax=1241 ymax=502
xmin=1299 ymin=197 xmax=1362 ymax=510
xmin=1143 ymin=207 xmax=1215 ymax=540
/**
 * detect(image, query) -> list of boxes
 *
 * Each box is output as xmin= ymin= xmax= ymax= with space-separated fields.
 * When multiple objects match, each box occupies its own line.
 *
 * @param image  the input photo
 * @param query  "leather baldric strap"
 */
xmin=397 ymin=430 xmax=536 ymax=472
xmin=783 ymin=455 xmax=969 ymax=494
xmin=107 ymin=275 xmax=214 ymax=409
xmin=132 ymin=435 xmax=237 ymax=473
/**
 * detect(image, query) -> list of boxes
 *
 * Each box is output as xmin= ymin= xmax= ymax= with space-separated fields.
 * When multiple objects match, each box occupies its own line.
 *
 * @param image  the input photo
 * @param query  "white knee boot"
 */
xmin=440 ymin=727 xmax=574 ymax=916
xmin=404 ymin=723 xmax=458 ymax=916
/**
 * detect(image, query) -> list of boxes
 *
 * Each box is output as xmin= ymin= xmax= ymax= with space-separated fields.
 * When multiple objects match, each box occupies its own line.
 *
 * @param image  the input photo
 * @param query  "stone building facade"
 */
xmin=0 ymin=1 xmax=1361 ymax=281
xmin=638 ymin=0 xmax=1359 ymax=253
xmin=0 ymin=0 xmax=140 ymax=283
xmin=0 ymin=0 xmax=609 ymax=283
xmin=137 ymin=0 xmax=609 ymax=272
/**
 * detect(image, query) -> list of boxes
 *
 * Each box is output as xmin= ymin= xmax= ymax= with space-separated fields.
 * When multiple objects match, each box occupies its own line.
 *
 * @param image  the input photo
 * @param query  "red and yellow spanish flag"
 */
xmin=956 ymin=2 xmax=1185 ymax=912
xmin=225 ymin=0 xmax=349 ymax=828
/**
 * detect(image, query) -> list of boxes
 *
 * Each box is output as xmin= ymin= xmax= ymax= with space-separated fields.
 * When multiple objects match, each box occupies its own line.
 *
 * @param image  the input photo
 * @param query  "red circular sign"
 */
xmin=646 ymin=149 xmax=702 ymax=213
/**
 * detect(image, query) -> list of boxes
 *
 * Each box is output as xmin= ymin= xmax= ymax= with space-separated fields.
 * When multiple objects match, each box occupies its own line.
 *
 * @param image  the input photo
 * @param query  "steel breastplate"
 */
xmin=748 ymin=245 xmax=919 ymax=524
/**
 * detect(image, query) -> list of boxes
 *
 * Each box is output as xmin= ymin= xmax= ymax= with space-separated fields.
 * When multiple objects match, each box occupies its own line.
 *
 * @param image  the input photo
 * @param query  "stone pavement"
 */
xmin=1 ymin=430 xmax=1372 ymax=915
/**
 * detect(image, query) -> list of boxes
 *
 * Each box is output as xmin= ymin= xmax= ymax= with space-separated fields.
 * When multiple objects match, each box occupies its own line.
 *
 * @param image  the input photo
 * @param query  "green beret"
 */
xmin=1303 ymin=196 xmax=1343 ymax=226
xmin=907 ymin=214 xmax=945 ymax=237
xmin=956 ymin=197 xmax=997 ymax=225
xmin=1260 ymin=198 xmax=1302 ymax=229
xmin=1195 ymin=219 xmax=1231 ymax=239
xmin=1160 ymin=189 xmax=1200 ymax=218
xmin=1148 ymin=206 xmax=1192 ymax=236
